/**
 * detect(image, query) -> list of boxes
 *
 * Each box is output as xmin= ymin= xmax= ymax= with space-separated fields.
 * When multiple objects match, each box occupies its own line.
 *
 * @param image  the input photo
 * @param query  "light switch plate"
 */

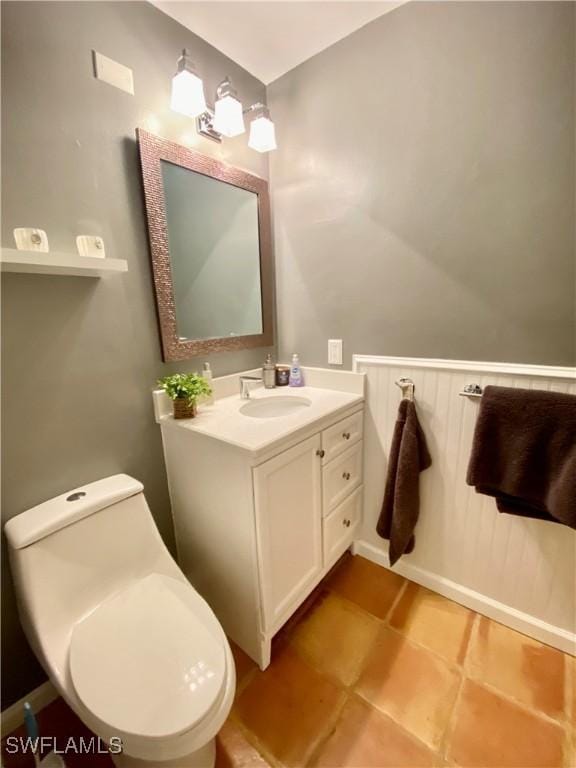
xmin=93 ymin=51 xmax=134 ymax=95
xmin=328 ymin=339 xmax=343 ymax=365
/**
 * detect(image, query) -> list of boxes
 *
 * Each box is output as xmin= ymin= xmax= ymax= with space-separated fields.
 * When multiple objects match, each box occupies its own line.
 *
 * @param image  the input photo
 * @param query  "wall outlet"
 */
xmin=328 ymin=339 xmax=343 ymax=365
xmin=93 ymin=51 xmax=134 ymax=95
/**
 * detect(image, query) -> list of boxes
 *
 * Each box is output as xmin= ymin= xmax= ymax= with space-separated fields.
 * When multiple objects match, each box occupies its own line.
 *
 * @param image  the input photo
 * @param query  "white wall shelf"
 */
xmin=1 ymin=248 xmax=128 ymax=277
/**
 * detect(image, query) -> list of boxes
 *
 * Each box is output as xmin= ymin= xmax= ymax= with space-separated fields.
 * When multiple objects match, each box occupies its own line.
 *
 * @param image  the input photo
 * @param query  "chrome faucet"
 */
xmin=240 ymin=375 xmax=263 ymax=399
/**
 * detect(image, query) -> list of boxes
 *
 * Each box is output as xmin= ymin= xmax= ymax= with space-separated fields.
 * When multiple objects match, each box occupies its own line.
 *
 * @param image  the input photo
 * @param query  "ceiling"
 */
xmin=152 ymin=1 xmax=405 ymax=85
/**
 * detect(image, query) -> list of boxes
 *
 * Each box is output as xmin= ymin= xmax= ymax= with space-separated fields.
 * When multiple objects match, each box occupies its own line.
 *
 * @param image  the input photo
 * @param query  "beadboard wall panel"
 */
xmin=353 ymin=355 xmax=576 ymax=652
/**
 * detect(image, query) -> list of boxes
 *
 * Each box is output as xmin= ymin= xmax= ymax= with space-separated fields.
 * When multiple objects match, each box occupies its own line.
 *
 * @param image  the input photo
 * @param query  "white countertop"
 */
xmin=157 ymin=383 xmax=364 ymax=455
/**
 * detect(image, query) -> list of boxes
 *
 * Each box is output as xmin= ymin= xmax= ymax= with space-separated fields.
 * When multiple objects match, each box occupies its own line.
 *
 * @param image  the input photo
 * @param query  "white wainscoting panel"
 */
xmin=353 ymin=355 xmax=576 ymax=653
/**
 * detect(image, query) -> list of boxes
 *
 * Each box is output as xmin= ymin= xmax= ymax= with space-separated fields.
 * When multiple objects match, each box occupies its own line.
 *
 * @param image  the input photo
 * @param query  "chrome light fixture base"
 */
xmin=197 ymin=107 xmax=222 ymax=143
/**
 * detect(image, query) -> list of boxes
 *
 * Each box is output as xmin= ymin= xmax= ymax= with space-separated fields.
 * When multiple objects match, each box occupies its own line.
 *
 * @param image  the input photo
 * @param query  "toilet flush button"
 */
xmin=67 ymin=492 xmax=87 ymax=502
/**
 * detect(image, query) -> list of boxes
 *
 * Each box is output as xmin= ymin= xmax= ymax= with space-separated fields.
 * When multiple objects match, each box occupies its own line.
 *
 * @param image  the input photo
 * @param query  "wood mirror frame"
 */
xmin=137 ymin=129 xmax=274 ymax=362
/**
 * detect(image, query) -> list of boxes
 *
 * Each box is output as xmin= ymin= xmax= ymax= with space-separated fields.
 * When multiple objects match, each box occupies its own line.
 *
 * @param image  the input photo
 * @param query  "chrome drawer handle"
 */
xmin=342 ymin=432 xmax=351 ymax=440
xmin=342 ymin=471 xmax=351 ymax=480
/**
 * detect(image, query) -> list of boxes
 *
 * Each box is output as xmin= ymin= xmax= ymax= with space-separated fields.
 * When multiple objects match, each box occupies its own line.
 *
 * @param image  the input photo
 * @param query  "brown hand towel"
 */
xmin=466 ymin=386 xmax=576 ymax=529
xmin=377 ymin=399 xmax=432 ymax=566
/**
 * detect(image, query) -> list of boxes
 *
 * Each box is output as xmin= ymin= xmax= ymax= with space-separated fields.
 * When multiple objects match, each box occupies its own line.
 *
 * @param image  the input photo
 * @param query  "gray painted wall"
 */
xmin=268 ymin=1 xmax=575 ymax=368
xmin=1 ymin=1 xmax=272 ymax=707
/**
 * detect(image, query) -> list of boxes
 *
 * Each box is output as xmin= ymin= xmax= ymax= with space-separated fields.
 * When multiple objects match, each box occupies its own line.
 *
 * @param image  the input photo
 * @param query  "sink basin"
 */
xmin=240 ymin=396 xmax=312 ymax=419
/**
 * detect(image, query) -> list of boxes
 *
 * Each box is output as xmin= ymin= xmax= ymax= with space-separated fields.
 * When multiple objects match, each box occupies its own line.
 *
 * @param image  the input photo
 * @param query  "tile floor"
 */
xmin=2 ymin=554 xmax=575 ymax=768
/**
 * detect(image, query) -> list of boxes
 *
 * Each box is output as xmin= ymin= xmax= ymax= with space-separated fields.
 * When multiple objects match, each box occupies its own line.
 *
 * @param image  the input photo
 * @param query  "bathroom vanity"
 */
xmin=142 ymin=134 xmax=367 ymax=667
xmin=154 ymin=368 xmax=365 ymax=667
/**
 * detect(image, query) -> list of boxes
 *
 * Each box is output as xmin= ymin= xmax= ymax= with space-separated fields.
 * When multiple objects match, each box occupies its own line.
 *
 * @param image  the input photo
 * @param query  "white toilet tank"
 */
xmin=5 ymin=474 xmax=183 ymax=672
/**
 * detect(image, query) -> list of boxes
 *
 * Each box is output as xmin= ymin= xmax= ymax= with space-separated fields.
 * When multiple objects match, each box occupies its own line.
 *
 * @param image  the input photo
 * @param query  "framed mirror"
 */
xmin=137 ymin=129 xmax=273 ymax=361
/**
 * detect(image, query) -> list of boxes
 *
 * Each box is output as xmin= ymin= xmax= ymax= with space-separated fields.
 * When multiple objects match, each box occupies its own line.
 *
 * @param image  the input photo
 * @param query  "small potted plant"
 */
xmin=157 ymin=373 xmax=212 ymax=419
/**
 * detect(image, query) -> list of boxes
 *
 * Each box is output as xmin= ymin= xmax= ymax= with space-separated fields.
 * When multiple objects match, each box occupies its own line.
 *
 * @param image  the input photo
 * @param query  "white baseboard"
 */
xmin=353 ymin=540 xmax=576 ymax=655
xmin=1 ymin=680 xmax=57 ymax=738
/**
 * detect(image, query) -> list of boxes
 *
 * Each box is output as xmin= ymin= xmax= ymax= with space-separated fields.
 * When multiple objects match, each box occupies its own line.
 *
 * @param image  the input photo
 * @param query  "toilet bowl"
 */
xmin=4 ymin=474 xmax=235 ymax=767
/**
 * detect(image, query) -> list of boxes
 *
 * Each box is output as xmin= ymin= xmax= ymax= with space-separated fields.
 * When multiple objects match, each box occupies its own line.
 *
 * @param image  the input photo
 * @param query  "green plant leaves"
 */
xmin=157 ymin=372 xmax=212 ymax=405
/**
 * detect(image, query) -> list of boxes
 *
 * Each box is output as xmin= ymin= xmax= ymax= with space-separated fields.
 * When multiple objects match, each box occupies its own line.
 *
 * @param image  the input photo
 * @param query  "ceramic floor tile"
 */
xmin=568 ymin=728 xmax=576 ymax=768
xmin=467 ymin=616 xmax=565 ymax=720
xmin=449 ymin=679 xmax=564 ymax=768
xmin=290 ymin=592 xmax=381 ymax=686
xmin=356 ymin=627 xmax=461 ymax=750
xmin=273 ymin=583 xmax=326 ymax=645
xmin=235 ymin=645 xmax=346 ymax=767
xmin=569 ymin=653 xmax=576 ymax=726
xmin=389 ymin=582 xmax=475 ymax=665
xmin=313 ymin=695 xmax=436 ymax=768
xmin=215 ymin=719 xmax=270 ymax=768
xmin=229 ymin=640 xmax=257 ymax=689
xmin=326 ymin=555 xmax=405 ymax=620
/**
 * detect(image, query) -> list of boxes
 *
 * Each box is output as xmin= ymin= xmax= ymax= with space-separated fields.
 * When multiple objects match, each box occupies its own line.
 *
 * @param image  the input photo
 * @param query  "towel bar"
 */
xmin=459 ymin=384 xmax=483 ymax=398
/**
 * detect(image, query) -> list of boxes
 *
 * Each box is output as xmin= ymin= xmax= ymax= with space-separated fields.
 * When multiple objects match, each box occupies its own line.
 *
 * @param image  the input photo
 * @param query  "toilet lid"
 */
xmin=69 ymin=573 xmax=226 ymax=739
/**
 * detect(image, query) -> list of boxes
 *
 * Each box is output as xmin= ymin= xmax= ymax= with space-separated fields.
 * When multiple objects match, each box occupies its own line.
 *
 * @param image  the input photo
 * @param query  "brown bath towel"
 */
xmin=377 ymin=399 xmax=432 ymax=566
xmin=466 ymin=386 xmax=576 ymax=528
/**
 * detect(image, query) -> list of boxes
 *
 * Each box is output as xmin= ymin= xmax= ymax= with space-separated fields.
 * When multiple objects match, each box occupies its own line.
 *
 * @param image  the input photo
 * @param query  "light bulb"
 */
xmin=170 ymin=50 xmax=206 ymax=118
xmin=213 ymin=95 xmax=245 ymax=137
xmin=213 ymin=78 xmax=245 ymax=138
xmin=248 ymin=105 xmax=277 ymax=153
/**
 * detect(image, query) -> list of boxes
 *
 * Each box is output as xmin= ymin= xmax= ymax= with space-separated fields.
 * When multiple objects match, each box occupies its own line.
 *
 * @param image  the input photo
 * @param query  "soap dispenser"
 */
xmin=203 ymin=362 xmax=214 ymax=404
xmin=263 ymin=353 xmax=276 ymax=389
xmin=289 ymin=353 xmax=304 ymax=387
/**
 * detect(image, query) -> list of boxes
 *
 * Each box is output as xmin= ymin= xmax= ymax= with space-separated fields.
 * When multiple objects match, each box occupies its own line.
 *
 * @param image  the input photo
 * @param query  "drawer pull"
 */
xmin=342 ymin=432 xmax=351 ymax=440
xmin=316 ymin=449 xmax=325 ymax=458
xmin=342 ymin=518 xmax=351 ymax=527
xmin=342 ymin=471 xmax=351 ymax=480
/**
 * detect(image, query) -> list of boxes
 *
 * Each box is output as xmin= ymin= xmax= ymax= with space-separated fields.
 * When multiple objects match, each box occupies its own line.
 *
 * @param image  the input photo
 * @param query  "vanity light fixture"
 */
xmin=212 ymin=77 xmax=245 ymax=138
xmin=247 ymin=103 xmax=277 ymax=153
xmin=171 ymin=50 xmax=277 ymax=152
xmin=170 ymin=49 xmax=207 ymax=118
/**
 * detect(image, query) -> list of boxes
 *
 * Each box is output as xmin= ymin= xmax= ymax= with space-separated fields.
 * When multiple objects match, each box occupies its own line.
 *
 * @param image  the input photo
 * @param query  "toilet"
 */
xmin=4 ymin=474 xmax=235 ymax=768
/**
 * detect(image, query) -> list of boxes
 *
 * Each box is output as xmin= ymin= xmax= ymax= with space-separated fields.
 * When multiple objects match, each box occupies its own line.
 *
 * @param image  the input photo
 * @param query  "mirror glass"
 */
xmin=161 ymin=160 xmax=263 ymax=341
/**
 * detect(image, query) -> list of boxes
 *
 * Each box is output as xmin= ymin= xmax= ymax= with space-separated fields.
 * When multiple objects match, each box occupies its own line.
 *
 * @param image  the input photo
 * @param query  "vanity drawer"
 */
xmin=323 ymin=486 xmax=362 ymax=568
xmin=321 ymin=411 xmax=363 ymax=465
xmin=322 ymin=441 xmax=363 ymax=516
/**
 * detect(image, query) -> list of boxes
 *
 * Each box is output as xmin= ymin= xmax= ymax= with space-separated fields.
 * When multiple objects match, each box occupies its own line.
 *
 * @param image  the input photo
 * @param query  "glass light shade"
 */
xmin=213 ymin=94 xmax=245 ymax=138
xmin=171 ymin=69 xmax=206 ymax=118
xmin=248 ymin=115 xmax=277 ymax=153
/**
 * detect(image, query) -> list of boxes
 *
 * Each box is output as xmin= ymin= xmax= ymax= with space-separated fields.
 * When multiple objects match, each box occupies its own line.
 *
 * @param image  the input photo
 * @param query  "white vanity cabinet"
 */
xmin=158 ymin=388 xmax=364 ymax=669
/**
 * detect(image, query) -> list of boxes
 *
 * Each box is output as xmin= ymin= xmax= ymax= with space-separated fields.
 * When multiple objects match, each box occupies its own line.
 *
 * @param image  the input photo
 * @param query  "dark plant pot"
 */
xmin=173 ymin=398 xmax=197 ymax=419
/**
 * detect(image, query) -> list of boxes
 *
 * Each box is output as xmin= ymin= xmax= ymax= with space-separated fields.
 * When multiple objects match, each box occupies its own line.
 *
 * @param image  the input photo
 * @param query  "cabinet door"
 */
xmin=254 ymin=434 xmax=323 ymax=632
